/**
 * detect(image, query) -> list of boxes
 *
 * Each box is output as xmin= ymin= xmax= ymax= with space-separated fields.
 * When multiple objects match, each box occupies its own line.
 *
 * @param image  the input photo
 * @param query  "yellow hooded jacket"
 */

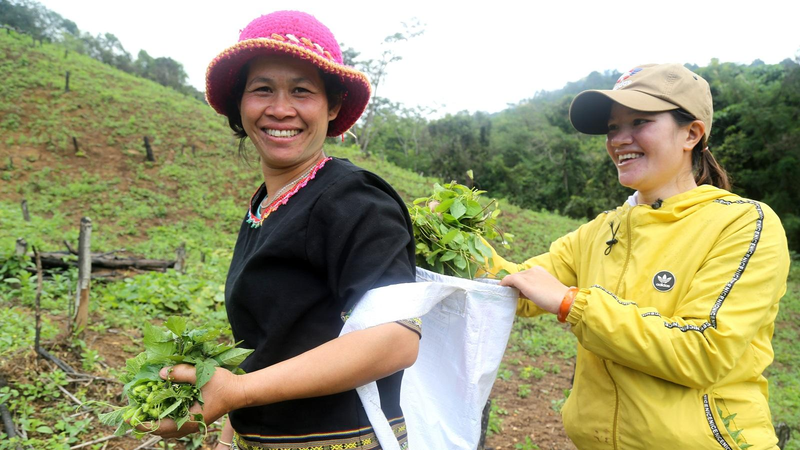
xmin=486 ymin=185 xmax=789 ymax=450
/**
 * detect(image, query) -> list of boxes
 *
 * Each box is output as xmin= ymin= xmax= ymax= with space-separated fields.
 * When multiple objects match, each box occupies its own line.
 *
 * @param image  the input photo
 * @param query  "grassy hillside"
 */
xmin=0 ymin=28 xmax=797 ymax=450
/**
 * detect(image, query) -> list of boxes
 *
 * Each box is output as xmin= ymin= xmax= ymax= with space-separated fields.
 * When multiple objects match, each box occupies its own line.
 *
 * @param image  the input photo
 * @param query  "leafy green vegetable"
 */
xmin=96 ymin=319 xmax=253 ymax=437
xmin=409 ymin=181 xmax=511 ymax=279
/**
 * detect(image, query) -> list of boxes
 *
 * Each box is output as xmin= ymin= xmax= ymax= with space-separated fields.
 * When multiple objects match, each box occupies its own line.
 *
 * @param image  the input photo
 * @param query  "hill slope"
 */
xmin=0 ymin=28 xmax=579 ymax=261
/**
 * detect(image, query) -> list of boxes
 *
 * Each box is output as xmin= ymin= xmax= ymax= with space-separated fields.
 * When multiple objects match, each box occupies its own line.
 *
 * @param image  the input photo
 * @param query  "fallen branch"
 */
xmin=67 ymin=410 xmax=92 ymax=419
xmin=35 ymin=348 xmax=123 ymax=384
xmin=63 ymin=241 xmax=127 ymax=259
xmin=56 ymin=384 xmax=83 ymax=407
xmin=66 ymin=373 xmax=121 ymax=384
xmin=96 ymin=249 xmax=127 ymax=258
xmin=36 ymin=346 xmax=77 ymax=374
xmin=37 ymin=251 xmax=175 ymax=271
xmin=0 ymin=376 xmax=19 ymax=439
xmin=132 ymin=435 xmax=161 ymax=450
xmin=64 ymin=240 xmax=77 ymax=255
xmin=69 ymin=429 xmax=130 ymax=450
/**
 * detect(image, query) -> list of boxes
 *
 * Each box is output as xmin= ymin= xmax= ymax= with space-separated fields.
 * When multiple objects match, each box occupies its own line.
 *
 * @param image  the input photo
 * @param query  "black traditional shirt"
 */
xmin=225 ymin=158 xmax=416 ymax=446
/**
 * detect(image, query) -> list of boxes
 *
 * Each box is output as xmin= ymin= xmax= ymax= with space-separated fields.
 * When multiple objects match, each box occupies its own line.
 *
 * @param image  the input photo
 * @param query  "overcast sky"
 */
xmin=36 ymin=0 xmax=800 ymax=117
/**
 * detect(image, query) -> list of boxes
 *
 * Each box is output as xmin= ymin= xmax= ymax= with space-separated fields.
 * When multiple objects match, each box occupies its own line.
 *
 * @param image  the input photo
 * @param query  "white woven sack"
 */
xmin=339 ymin=267 xmax=518 ymax=450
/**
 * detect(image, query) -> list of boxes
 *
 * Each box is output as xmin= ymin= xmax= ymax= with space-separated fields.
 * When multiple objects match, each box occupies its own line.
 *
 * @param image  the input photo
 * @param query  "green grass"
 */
xmin=765 ymin=264 xmax=800 ymax=449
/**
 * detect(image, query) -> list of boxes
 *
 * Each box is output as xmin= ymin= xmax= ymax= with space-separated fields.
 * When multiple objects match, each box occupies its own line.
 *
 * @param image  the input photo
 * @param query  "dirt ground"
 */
xmin=0 ymin=315 xmax=222 ymax=450
xmin=484 ymin=350 xmax=577 ymax=450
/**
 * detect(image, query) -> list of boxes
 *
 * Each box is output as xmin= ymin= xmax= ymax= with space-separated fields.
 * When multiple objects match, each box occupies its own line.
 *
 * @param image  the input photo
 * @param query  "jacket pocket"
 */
xmin=702 ymin=394 xmax=742 ymax=450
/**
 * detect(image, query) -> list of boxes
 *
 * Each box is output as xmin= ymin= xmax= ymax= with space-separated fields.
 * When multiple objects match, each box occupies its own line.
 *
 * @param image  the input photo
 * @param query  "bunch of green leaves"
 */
xmin=409 ymin=178 xmax=511 ymax=279
xmin=0 ymin=251 xmax=34 ymax=280
xmin=97 ymin=317 xmax=253 ymax=436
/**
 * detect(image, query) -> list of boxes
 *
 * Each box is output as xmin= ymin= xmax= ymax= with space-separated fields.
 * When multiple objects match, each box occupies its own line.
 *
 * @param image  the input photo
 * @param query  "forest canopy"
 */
xmin=352 ymin=59 xmax=800 ymax=252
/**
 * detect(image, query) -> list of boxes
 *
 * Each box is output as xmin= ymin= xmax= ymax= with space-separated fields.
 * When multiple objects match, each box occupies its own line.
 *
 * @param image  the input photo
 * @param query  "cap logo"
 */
xmin=613 ymin=67 xmax=643 ymax=91
xmin=652 ymin=270 xmax=675 ymax=292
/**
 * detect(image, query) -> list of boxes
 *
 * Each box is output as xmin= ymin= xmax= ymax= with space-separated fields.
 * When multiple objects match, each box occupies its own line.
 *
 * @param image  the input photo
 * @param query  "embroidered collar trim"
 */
xmin=246 ymin=157 xmax=332 ymax=228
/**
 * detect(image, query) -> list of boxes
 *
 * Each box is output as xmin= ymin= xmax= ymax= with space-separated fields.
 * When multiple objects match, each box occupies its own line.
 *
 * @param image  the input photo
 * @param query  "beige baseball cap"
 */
xmin=569 ymin=63 xmax=713 ymax=142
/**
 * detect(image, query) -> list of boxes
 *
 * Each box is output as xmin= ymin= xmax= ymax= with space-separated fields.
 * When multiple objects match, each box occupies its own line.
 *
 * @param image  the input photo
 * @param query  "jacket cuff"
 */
xmin=566 ymin=288 xmax=589 ymax=325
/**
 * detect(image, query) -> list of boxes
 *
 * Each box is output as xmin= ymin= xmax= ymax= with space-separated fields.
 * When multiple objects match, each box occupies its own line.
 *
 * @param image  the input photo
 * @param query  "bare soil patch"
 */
xmin=485 ymin=349 xmax=577 ymax=450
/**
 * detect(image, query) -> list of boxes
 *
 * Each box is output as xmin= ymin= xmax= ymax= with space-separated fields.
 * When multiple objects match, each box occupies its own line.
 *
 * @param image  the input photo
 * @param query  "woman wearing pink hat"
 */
xmin=143 ymin=11 xmax=420 ymax=450
xmin=485 ymin=64 xmax=790 ymax=449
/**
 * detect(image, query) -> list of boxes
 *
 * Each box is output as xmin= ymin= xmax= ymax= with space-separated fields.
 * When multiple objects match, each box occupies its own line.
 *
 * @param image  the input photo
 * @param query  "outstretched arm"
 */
xmin=141 ymin=322 xmax=419 ymax=439
xmin=481 ymin=222 xmax=584 ymax=317
xmin=502 ymin=204 xmax=790 ymax=389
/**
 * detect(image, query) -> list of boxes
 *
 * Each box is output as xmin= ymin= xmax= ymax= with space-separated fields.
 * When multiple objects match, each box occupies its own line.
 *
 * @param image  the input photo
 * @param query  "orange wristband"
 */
xmin=557 ymin=287 xmax=579 ymax=323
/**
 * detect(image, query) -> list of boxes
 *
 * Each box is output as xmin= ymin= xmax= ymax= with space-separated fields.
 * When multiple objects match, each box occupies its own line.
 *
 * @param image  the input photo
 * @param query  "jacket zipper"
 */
xmin=606 ymin=207 xmax=635 ymax=450
xmin=602 ymin=360 xmax=620 ymax=449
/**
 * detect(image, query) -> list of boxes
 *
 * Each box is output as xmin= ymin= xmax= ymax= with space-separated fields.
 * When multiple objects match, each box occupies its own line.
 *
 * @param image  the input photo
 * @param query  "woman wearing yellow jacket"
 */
xmin=490 ymin=64 xmax=790 ymax=450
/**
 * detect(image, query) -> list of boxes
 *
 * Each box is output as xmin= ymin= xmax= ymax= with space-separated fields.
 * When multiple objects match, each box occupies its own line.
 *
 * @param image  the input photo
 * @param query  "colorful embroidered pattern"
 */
xmin=246 ymin=157 xmax=331 ymax=228
xmin=233 ymin=417 xmax=409 ymax=450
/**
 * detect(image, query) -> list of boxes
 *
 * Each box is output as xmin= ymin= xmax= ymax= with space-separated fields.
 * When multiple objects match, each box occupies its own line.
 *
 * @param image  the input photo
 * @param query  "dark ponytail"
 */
xmin=692 ymin=145 xmax=731 ymax=191
xmin=670 ymin=109 xmax=731 ymax=191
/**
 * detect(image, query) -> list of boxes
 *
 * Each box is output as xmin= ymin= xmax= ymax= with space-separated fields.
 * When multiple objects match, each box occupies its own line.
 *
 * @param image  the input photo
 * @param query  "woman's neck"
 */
xmin=637 ymin=176 xmax=698 ymax=206
xmin=261 ymin=151 xmax=326 ymax=203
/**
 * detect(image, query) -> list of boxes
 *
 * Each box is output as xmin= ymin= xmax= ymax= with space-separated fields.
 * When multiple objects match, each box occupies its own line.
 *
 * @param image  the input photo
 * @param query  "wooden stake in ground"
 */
xmin=73 ymin=217 xmax=92 ymax=334
xmin=144 ymin=136 xmax=155 ymax=162
xmin=776 ymin=423 xmax=791 ymax=449
xmin=21 ymin=199 xmax=30 ymax=221
xmin=65 ymin=70 xmax=70 ymax=93
xmin=15 ymin=238 xmax=27 ymax=257
xmin=477 ymin=399 xmax=491 ymax=450
xmin=8 ymin=239 xmax=27 ymax=290
xmin=33 ymin=246 xmax=43 ymax=350
xmin=174 ymin=242 xmax=186 ymax=273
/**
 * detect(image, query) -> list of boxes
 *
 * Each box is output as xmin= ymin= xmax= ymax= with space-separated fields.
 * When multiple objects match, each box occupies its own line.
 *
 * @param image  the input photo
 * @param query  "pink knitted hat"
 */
xmin=205 ymin=11 xmax=371 ymax=137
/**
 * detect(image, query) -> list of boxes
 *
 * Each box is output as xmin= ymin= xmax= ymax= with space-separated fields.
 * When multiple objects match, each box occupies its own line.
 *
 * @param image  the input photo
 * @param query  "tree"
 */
xmin=697 ymin=60 xmax=800 ymax=250
xmin=423 ymin=111 xmax=492 ymax=184
xmin=0 ymin=0 xmax=74 ymax=41
xmin=354 ymin=19 xmax=425 ymax=155
xmin=339 ymin=43 xmax=360 ymax=67
xmin=356 ymin=100 xmax=435 ymax=173
xmin=150 ymin=57 xmax=189 ymax=91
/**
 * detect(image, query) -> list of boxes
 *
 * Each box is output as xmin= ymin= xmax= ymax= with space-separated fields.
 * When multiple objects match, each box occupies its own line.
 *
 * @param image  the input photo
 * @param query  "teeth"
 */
xmin=266 ymin=129 xmax=300 ymax=138
xmin=618 ymin=153 xmax=642 ymax=162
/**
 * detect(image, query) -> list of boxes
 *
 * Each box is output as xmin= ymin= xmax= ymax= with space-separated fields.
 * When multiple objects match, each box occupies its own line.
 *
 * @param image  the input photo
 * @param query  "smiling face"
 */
xmin=605 ymin=103 xmax=703 ymax=204
xmin=239 ymin=54 xmax=341 ymax=173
